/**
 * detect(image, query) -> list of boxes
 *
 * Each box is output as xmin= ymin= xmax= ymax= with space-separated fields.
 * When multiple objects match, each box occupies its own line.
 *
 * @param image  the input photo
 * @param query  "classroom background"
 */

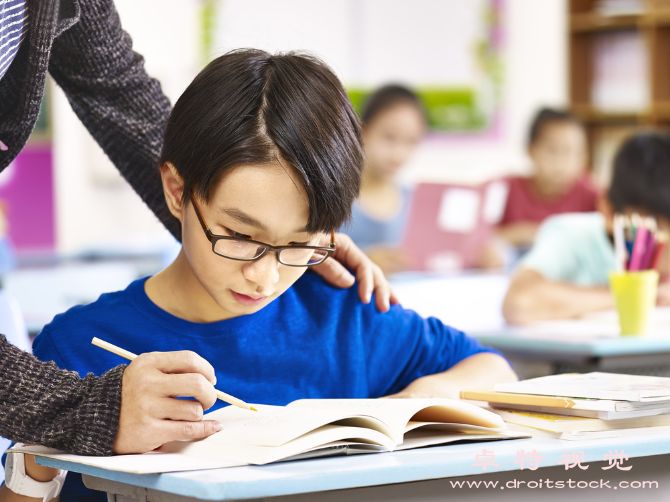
xmin=2 ymin=0 xmax=667 ymax=370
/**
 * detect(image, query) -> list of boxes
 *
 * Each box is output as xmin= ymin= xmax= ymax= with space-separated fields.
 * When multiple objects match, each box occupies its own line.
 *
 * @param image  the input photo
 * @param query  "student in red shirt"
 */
xmin=498 ymin=108 xmax=598 ymax=249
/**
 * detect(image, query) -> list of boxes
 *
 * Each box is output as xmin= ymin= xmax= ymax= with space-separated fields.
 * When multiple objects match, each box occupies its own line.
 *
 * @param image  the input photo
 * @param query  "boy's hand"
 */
xmin=383 ymin=375 xmax=460 ymax=400
xmin=113 ymin=351 xmax=222 ymax=454
xmin=312 ymin=233 xmax=399 ymax=312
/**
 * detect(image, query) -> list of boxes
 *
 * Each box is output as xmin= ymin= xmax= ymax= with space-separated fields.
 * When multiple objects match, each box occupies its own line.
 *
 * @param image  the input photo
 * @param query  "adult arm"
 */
xmin=502 ymin=268 xmax=613 ymax=324
xmin=0 ymin=335 xmax=221 ymax=456
xmin=47 ymin=0 xmax=179 ymax=238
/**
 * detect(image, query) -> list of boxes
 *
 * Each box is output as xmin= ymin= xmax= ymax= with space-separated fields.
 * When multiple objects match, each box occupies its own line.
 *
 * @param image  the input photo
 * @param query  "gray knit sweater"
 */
xmin=0 ymin=0 xmax=176 ymax=455
xmin=0 ymin=335 xmax=125 ymax=455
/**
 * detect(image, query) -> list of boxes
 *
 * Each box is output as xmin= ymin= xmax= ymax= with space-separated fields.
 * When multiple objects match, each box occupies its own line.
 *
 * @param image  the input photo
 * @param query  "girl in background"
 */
xmin=498 ymin=108 xmax=598 ymax=249
xmin=345 ymin=85 xmax=427 ymax=275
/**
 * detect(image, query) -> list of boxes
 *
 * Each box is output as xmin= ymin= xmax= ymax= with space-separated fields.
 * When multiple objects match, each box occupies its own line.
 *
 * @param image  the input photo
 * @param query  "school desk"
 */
xmin=37 ymin=432 xmax=670 ymax=501
xmin=390 ymin=273 xmax=670 ymax=378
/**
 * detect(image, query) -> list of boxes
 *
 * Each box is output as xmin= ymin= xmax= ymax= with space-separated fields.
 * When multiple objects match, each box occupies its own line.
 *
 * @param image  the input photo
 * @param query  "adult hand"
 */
xmin=113 ymin=351 xmax=222 ymax=454
xmin=312 ymin=233 xmax=399 ymax=312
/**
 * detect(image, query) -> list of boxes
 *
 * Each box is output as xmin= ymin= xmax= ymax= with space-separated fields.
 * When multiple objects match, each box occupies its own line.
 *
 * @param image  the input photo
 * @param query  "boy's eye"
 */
xmin=289 ymin=241 xmax=311 ymax=246
xmin=224 ymin=228 xmax=251 ymax=240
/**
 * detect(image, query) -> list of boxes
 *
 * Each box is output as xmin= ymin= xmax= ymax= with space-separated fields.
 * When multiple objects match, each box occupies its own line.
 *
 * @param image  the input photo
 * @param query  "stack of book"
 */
xmin=461 ymin=372 xmax=670 ymax=440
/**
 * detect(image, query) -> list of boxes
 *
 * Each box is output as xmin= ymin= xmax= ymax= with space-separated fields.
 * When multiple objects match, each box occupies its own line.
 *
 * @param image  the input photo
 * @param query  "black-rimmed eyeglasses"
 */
xmin=190 ymin=193 xmax=335 ymax=267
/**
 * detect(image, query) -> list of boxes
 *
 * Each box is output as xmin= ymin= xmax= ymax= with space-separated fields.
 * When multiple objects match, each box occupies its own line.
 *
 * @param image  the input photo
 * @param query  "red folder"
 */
xmin=401 ymin=180 xmax=509 ymax=271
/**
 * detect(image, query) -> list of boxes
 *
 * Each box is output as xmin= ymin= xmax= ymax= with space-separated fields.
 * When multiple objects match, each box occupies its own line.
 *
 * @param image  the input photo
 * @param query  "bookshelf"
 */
xmin=569 ymin=0 xmax=670 ymax=183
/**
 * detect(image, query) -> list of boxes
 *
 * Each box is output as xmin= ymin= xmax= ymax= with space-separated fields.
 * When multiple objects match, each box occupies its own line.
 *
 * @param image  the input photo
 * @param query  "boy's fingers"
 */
xmin=160 ymin=398 xmax=206 ymax=422
xmin=162 ymin=420 xmax=223 ymax=443
xmin=160 ymin=373 xmax=218 ymax=410
xmin=144 ymin=351 xmax=217 ymax=385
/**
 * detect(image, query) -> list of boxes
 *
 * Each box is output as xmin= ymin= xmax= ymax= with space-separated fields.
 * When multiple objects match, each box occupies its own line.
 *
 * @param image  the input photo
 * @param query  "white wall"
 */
xmin=402 ymin=0 xmax=569 ymax=184
xmin=51 ymin=0 xmax=568 ymax=252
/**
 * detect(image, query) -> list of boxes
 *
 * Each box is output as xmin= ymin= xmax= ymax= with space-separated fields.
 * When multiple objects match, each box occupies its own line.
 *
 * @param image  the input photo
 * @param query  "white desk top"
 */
xmin=38 ymin=433 xmax=670 ymax=501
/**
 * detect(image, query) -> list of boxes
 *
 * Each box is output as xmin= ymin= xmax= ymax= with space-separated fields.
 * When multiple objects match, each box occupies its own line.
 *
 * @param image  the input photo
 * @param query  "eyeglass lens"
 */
xmin=213 ymin=239 xmax=329 ymax=266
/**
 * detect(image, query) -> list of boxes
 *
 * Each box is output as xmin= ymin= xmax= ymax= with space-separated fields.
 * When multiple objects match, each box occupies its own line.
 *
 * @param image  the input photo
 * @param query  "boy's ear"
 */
xmin=161 ymin=162 xmax=185 ymax=220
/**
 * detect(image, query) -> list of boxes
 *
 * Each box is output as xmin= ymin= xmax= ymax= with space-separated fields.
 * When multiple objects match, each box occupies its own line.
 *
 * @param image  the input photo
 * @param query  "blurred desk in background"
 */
xmin=4 ymin=262 xmax=141 ymax=335
xmin=390 ymin=273 xmax=670 ymax=379
xmin=389 ymin=271 xmax=509 ymax=335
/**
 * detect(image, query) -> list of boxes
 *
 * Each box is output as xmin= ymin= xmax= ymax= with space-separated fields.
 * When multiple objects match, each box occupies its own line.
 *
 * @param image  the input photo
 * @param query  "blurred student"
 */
xmin=345 ymin=85 xmax=427 ymax=275
xmin=498 ymin=108 xmax=597 ymax=249
xmin=0 ymin=202 xmax=16 ymax=276
xmin=503 ymin=132 xmax=670 ymax=324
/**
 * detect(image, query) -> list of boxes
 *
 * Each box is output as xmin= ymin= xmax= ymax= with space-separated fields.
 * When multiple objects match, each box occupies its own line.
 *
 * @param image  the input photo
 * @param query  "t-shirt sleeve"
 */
xmin=360 ymin=302 xmax=505 ymax=397
xmin=519 ymin=217 xmax=579 ymax=281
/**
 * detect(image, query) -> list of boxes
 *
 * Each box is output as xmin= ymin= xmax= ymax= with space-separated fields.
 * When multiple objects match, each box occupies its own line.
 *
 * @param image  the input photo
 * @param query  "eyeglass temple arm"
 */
xmin=190 ymin=191 xmax=211 ymax=234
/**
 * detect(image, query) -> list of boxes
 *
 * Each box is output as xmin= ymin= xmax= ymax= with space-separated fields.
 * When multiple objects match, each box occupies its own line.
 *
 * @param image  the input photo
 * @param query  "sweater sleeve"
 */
xmin=47 ymin=0 xmax=181 ymax=240
xmin=0 ymin=334 xmax=124 ymax=456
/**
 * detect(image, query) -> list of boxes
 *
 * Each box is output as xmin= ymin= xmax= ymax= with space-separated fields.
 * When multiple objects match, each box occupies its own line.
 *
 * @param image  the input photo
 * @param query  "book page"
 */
xmin=495 ymin=372 xmax=670 ymax=401
xmin=161 ymin=424 xmax=396 ymax=465
xmin=396 ymin=428 xmax=528 ymax=451
xmin=288 ymin=399 xmax=505 ymax=444
xmin=199 ymin=404 xmax=389 ymax=447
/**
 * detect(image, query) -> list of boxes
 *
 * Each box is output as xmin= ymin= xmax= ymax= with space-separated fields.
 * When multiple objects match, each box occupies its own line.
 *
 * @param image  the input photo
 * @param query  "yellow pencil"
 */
xmin=92 ymin=337 xmax=257 ymax=411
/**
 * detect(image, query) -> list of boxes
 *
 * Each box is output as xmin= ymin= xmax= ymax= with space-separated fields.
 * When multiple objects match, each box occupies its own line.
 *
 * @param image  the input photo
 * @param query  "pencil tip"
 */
xmin=250 ymin=406 xmax=258 ymax=411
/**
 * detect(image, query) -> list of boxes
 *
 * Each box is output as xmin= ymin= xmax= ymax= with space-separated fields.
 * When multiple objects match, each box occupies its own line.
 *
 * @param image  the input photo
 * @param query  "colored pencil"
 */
xmin=651 ymin=232 xmax=668 ymax=271
xmin=628 ymin=220 xmax=649 ymax=271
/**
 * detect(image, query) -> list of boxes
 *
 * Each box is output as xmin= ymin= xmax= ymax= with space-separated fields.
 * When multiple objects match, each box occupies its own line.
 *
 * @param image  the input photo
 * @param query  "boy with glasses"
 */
xmin=29 ymin=49 xmax=516 ymax=502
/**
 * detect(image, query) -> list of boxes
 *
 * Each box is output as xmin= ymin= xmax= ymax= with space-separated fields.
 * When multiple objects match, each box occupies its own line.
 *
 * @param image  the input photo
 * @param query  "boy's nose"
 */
xmin=243 ymin=253 xmax=280 ymax=289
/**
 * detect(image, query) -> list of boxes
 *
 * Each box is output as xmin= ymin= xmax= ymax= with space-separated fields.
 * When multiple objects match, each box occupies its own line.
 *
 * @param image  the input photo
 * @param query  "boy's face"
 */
xmin=529 ymin=121 xmax=587 ymax=196
xmin=166 ymin=162 xmax=327 ymax=320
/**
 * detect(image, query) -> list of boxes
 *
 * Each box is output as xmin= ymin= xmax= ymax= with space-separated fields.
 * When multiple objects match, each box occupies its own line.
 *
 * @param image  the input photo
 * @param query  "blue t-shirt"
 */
xmin=30 ymin=272 xmax=501 ymax=501
xmin=519 ymin=212 xmax=616 ymax=286
xmin=343 ymin=186 xmax=412 ymax=250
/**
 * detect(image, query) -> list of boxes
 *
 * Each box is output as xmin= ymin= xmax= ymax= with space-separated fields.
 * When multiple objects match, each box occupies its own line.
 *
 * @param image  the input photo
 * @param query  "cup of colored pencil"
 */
xmin=609 ymin=214 xmax=666 ymax=336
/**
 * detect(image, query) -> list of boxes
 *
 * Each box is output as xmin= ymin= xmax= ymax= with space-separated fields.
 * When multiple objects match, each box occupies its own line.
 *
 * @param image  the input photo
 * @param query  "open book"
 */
xmin=11 ymin=398 xmax=526 ymax=474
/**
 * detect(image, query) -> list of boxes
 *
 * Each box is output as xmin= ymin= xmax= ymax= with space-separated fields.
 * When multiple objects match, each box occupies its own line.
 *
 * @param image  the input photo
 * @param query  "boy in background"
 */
xmin=498 ymin=108 xmax=598 ymax=249
xmin=503 ymin=132 xmax=670 ymax=324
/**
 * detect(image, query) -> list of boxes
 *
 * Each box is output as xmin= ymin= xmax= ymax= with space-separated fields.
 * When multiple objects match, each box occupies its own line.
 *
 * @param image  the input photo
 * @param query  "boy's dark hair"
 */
xmin=361 ymin=84 xmax=425 ymax=125
xmin=159 ymin=49 xmax=363 ymax=233
xmin=528 ymin=107 xmax=583 ymax=145
xmin=608 ymin=131 xmax=670 ymax=220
